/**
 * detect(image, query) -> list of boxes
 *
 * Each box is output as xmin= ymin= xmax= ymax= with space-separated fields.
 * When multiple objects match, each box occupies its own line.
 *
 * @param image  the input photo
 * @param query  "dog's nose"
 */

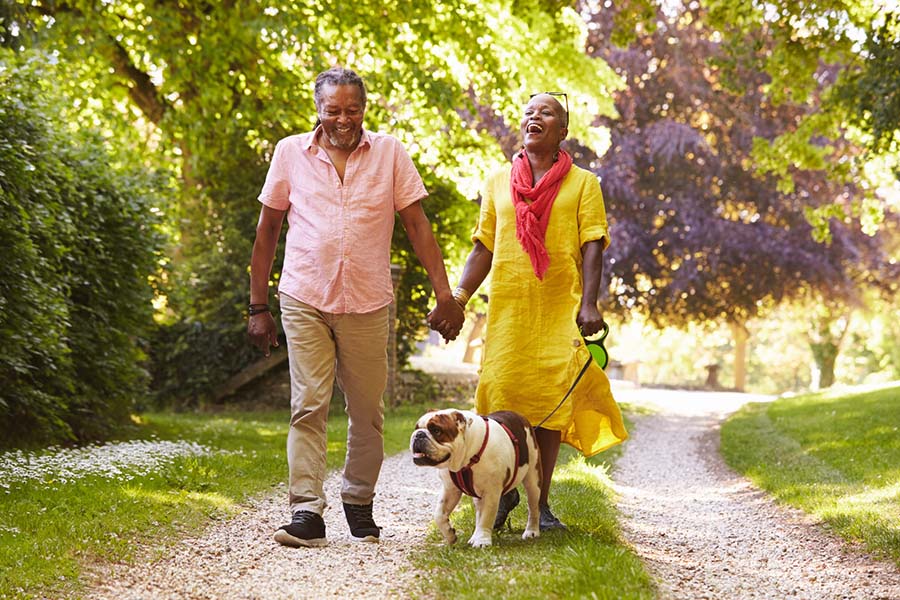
xmin=413 ymin=430 xmax=428 ymax=440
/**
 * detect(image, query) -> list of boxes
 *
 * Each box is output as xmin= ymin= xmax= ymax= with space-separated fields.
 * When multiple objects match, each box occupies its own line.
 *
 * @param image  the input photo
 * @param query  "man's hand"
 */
xmin=248 ymin=312 xmax=279 ymax=357
xmin=427 ymin=298 xmax=465 ymax=342
xmin=576 ymin=303 xmax=605 ymax=338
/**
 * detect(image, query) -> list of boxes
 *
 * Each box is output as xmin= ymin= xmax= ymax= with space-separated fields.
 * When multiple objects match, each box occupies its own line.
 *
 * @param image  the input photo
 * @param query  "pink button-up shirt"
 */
xmin=258 ymin=128 xmax=427 ymax=314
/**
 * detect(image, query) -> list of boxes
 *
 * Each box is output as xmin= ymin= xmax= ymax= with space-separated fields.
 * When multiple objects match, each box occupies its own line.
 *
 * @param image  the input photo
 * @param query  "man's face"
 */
xmin=317 ymin=83 xmax=365 ymax=151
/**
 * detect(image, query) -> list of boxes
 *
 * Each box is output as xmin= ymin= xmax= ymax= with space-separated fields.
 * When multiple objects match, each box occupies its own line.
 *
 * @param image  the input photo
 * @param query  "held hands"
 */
xmin=427 ymin=296 xmax=465 ymax=342
xmin=577 ymin=303 xmax=605 ymax=338
xmin=248 ymin=312 xmax=279 ymax=357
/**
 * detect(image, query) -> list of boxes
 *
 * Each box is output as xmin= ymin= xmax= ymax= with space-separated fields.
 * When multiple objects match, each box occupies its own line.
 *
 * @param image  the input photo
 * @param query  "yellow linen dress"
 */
xmin=473 ymin=164 xmax=628 ymax=457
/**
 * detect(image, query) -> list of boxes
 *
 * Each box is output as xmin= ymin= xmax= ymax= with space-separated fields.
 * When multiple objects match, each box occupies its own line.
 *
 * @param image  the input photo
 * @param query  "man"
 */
xmin=248 ymin=67 xmax=464 ymax=548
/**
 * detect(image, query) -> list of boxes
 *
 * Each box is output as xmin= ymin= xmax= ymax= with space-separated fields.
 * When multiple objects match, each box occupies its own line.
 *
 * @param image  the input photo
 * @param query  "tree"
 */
xmin=579 ymin=1 xmax=899 ymax=388
xmin=4 ymin=0 xmax=623 ymax=403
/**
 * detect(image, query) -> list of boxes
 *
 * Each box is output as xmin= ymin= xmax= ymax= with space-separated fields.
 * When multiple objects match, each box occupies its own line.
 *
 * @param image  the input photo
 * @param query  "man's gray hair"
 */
xmin=314 ymin=67 xmax=367 ymax=108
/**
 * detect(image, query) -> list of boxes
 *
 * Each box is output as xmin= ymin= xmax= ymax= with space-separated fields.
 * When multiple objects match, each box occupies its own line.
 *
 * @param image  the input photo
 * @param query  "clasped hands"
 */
xmin=427 ymin=296 xmax=465 ymax=342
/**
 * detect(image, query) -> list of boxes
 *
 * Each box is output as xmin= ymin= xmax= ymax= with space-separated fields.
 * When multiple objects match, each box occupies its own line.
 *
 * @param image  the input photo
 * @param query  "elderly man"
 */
xmin=248 ymin=67 xmax=464 ymax=548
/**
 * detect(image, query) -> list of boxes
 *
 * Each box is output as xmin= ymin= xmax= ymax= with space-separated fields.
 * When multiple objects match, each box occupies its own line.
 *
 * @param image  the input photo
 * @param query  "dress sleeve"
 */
xmin=257 ymin=139 xmax=292 ymax=210
xmin=472 ymin=173 xmax=498 ymax=253
xmin=578 ymin=173 xmax=610 ymax=250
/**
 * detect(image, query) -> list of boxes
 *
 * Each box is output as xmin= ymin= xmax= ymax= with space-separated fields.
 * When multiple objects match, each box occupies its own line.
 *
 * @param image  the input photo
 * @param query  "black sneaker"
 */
xmin=539 ymin=505 xmax=567 ymax=531
xmin=343 ymin=502 xmax=381 ymax=542
xmin=274 ymin=510 xmax=327 ymax=547
xmin=493 ymin=488 xmax=520 ymax=530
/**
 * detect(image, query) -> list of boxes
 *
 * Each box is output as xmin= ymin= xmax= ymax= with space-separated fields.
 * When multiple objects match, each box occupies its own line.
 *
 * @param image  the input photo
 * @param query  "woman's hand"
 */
xmin=577 ymin=303 xmax=605 ymax=338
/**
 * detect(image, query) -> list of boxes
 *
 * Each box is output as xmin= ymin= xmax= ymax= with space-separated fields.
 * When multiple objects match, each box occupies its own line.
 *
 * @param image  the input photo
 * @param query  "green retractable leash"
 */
xmin=535 ymin=321 xmax=610 ymax=428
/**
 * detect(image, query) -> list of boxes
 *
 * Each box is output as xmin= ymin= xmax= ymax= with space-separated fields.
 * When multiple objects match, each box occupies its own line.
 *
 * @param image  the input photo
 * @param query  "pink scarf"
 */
xmin=510 ymin=149 xmax=573 ymax=280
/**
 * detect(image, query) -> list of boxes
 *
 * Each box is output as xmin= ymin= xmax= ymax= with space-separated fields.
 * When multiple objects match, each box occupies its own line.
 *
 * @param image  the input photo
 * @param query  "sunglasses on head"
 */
xmin=529 ymin=91 xmax=569 ymax=120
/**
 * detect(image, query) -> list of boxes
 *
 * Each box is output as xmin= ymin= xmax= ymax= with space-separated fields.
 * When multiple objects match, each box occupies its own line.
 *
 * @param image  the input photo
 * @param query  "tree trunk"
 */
xmin=808 ymin=305 xmax=850 ymax=390
xmin=730 ymin=321 xmax=748 ymax=392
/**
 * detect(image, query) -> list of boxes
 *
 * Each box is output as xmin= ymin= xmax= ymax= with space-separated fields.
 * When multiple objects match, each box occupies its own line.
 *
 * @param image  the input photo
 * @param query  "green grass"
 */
xmin=1 ymin=402 xmax=652 ymax=599
xmin=721 ymin=382 xmax=900 ymax=565
xmin=0 ymin=404 xmax=422 ymax=599
xmin=407 ymin=439 xmax=655 ymax=600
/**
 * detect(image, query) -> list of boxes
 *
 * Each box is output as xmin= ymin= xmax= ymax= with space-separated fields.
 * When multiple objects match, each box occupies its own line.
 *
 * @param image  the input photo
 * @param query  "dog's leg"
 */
xmin=469 ymin=490 xmax=500 ymax=547
xmin=522 ymin=466 xmax=541 ymax=540
xmin=434 ymin=482 xmax=463 ymax=545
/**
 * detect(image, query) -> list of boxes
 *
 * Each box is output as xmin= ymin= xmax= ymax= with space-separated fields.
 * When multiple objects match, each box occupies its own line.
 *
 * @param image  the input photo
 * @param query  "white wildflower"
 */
xmin=0 ymin=440 xmax=225 ymax=489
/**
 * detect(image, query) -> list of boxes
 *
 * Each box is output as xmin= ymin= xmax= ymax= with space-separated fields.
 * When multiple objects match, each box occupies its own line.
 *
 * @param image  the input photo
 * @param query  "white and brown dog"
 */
xmin=410 ymin=408 xmax=542 ymax=547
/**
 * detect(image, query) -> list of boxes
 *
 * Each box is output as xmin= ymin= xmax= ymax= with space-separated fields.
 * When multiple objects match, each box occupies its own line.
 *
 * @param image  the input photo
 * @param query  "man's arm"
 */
xmin=398 ymin=201 xmax=465 ymax=341
xmin=248 ymin=205 xmax=287 ymax=356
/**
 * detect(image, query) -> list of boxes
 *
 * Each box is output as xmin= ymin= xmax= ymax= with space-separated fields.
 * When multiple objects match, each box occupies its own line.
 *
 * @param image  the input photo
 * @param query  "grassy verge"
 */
xmin=408 ymin=408 xmax=656 ymax=600
xmin=0 ymin=404 xmax=422 ymax=599
xmin=721 ymin=382 xmax=900 ymax=566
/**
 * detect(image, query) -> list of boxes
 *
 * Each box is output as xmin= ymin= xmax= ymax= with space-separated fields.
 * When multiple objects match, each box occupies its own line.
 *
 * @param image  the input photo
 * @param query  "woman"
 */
xmin=450 ymin=93 xmax=628 ymax=530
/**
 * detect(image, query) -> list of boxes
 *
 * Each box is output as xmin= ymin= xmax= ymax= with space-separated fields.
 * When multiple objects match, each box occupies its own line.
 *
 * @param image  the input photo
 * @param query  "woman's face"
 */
xmin=520 ymin=94 xmax=568 ymax=152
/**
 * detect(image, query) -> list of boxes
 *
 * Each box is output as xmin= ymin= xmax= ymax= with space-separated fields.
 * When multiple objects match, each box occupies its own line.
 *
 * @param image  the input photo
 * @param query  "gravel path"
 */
xmin=86 ymin=386 xmax=900 ymax=599
xmin=611 ymin=387 xmax=900 ymax=600
xmin=88 ymin=452 xmax=440 ymax=600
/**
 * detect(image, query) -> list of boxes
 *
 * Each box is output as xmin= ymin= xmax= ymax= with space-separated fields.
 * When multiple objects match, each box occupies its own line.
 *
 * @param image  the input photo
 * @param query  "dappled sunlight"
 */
xmin=122 ymin=485 xmax=236 ymax=512
xmin=837 ymin=481 xmax=900 ymax=513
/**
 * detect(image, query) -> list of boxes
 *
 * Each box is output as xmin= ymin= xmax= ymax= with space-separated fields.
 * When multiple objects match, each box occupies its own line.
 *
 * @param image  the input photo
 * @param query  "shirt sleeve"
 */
xmin=472 ymin=172 xmax=498 ymax=253
xmin=257 ymin=139 xmax=292 ymax=210
xmin=392 ymin=140 xmax=428 ymax=211
xmin=578 ymin=173 xmax=610 ymax=250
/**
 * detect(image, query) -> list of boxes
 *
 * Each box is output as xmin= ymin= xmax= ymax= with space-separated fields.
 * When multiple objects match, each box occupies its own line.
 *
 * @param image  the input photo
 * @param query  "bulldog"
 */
xmin=410 ymin=408 xmax=542 ymax=547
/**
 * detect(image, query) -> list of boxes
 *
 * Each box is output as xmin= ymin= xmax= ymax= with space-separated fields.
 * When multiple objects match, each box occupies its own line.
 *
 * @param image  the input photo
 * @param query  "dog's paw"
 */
xmin=467 ymin=532 xmax=493 ymax=547
xmin=441 ymin=528 xmax=458 ymax=545
xmin=522 ymin=528 xmax=540 ymax=540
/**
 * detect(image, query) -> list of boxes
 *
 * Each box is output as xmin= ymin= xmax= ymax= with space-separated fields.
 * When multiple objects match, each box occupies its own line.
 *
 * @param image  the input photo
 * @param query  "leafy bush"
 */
xmin=0 ymin=56 xmax=164 ymax=446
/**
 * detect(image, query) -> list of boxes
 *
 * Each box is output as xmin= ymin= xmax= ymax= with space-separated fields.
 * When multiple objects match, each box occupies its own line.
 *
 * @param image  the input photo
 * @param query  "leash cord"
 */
xmin=535 ymin=355 xmax=593 ymax=429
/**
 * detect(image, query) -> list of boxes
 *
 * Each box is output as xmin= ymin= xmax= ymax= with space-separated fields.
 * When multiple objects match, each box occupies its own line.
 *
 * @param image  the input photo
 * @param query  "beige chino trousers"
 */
xmin=279 ymin=294 xmax=388 ymax=516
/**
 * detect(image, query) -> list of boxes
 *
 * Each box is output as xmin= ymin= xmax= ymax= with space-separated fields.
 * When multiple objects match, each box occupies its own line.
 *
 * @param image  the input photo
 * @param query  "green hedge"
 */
xmin=0 ymin=58 xmax=164 ymax=446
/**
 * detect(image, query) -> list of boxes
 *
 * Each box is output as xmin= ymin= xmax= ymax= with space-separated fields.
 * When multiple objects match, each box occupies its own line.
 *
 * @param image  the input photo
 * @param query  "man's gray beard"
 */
xmin=326 ymin=129 xmax=361 ymax=151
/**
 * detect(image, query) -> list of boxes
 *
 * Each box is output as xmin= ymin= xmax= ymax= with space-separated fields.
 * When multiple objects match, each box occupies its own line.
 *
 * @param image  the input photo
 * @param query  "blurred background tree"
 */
xmin=1 ymin=0 xmax=897 ymax=444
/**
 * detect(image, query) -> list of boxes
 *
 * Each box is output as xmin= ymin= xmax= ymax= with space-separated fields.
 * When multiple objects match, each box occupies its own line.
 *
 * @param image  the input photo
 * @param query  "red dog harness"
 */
xmin=449 ymin=416 xmax=522 ymax=499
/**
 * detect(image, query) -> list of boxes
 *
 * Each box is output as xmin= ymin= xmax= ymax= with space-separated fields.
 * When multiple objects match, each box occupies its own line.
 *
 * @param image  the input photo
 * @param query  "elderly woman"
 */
xmin=450 ymin=93 xmax=628 ymax=530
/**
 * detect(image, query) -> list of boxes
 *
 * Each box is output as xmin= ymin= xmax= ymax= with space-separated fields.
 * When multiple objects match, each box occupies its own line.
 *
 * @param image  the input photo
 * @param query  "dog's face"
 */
xmin=410 ymin=409 xmax=470 ymax=467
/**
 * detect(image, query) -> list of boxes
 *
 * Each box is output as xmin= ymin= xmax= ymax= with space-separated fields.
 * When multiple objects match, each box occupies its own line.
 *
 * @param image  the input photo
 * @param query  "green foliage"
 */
xmin=721 ymin=383 xmax=900 ymax=565
xmin=0 ymin=54 xmax=164 ymax=445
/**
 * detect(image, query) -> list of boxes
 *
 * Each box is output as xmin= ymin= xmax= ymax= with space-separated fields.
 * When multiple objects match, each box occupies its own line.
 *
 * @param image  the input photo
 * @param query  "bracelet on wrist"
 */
xmin=451 ymin=286 xmax=470 ymax=308
xmin=248 ymin=304 xmax=271 ymax=316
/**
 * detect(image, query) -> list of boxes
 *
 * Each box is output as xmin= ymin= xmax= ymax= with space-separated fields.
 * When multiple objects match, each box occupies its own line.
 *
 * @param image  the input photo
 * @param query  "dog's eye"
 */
xmin=427 ymin=423 xmax=441 ymax=436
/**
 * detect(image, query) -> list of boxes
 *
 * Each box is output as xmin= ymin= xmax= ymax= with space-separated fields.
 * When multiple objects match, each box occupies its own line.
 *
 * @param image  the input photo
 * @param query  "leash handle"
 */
xmin=535 ymin=354 xmax=593 ymax=429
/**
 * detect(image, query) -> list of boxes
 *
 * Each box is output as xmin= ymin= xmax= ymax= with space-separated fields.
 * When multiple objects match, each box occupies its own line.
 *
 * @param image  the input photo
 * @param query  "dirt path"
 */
xmin=88 ymin=452 xmax=440 ymax=599
xmin=611 ymin=388 xmax=900 ymax=600
xmin=86 ymin=385 xmax=900 ymax=599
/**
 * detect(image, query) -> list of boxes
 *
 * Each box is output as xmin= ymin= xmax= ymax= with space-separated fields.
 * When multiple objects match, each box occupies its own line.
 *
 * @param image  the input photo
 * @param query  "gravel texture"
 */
xmin=611 ymin=387 xmax=900 ymax=600
xmin=86 ymin=386 xmax=900 ymax=599
xmin=88 ymin=452 xmax=441 ymax=600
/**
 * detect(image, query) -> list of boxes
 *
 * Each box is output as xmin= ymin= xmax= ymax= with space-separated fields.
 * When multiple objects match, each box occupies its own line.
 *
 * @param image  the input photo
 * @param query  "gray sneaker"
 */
xmin=274 ymin=510 xmax=327 ymax=547
xmin=539 ymin=505 xmax=567 ymax=531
